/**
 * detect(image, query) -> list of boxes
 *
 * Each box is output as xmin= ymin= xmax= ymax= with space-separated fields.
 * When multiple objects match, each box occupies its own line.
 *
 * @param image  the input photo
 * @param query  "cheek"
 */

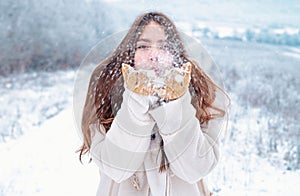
xmin=156 ymin=51 xmax=174 ymax=69
xmin=160 ymin=52 xmax=173 ymax=66
xmin=134 ymin=51 xmax=150 ymax=69
xmin=134 ymin=51 xmax=146 ymax=63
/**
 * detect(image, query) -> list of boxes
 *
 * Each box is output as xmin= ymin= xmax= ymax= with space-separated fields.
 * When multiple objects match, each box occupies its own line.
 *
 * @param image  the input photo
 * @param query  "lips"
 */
xmin=154 ymin=69 xmax=162 ymax=77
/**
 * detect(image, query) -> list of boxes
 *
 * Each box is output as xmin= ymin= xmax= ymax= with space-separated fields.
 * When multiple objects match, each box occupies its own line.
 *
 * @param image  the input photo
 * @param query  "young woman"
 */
xmin=78 ymin=12 xmax=230 ymax=195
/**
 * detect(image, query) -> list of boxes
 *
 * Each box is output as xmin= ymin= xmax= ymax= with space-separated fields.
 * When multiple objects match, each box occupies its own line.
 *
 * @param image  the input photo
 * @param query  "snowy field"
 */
xmin=1 ymin=0 xmax=300 ymax=195
xmin=1 ymin=39 xmax=299 ymax=195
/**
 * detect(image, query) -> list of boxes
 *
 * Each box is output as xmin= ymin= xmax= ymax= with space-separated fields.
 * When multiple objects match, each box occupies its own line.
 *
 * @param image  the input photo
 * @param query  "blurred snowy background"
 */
xmin=0 ymin=0 xmax=299 ymax=195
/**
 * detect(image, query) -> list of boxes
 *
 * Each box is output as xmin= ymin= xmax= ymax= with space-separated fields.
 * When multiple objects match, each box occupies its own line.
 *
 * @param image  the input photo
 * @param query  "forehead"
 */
xmin=138 ymin=21 xmax=166 ymax=41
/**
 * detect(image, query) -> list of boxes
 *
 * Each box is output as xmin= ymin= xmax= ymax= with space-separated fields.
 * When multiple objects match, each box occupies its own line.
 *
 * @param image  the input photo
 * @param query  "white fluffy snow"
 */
xmin=1 ymin=106 xmax=299 ymax=195
xmin=0 ymin=108 xmax=99 ymax=195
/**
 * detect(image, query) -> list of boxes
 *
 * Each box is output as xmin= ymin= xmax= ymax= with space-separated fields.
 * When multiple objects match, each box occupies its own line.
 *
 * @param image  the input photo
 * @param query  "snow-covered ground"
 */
xmin=0 ymin=108 xmax=99 ymax=195
xmin=0 ymin=96 xmax=299 ymax=195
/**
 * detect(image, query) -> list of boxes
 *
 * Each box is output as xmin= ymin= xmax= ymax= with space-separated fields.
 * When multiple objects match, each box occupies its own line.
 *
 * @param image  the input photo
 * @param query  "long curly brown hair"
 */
xmin=78 ymin=12 xmax=230 ymax=172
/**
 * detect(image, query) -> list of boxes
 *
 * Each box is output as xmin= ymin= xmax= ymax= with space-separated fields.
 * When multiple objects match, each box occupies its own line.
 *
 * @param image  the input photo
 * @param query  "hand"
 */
xmin=149 ymin=91 xmax=191 ymax=135
xmin=122 ymin=87 xmax=157 ymax=124
xmin=121 ymin=63 xmax=191 ymax=101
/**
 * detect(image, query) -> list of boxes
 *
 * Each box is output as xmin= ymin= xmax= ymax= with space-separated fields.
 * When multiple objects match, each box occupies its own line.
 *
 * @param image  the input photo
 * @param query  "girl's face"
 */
xmin=134 ymin=21 xmax=173 ymax=76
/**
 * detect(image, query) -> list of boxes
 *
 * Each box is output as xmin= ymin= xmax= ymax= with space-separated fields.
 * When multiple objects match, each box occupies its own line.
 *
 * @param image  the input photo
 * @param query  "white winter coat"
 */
xmin=90 ymin=91 xmax=223 ymax=196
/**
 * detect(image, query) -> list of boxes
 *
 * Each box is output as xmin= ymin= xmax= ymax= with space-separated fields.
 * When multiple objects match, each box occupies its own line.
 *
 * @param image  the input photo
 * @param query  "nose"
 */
xmin=150 ymin=56 xmax=158 ymax=62
xmin=149 ymin=48 xmax=160 ymax=63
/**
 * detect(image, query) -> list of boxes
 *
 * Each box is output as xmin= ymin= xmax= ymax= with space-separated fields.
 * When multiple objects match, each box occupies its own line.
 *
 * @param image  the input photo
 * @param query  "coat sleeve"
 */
xmin=149 ymin=94 xmax=225 ymax=184
xmin=90 ymin=102 xmax=155 ymax=183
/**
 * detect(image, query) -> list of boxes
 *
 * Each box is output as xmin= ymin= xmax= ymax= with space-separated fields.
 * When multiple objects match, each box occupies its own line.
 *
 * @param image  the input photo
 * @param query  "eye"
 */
xmin=136 ymin=45 xmax=149 ymax=50
xmin=160 ymin=45 xmax=170 ymax=51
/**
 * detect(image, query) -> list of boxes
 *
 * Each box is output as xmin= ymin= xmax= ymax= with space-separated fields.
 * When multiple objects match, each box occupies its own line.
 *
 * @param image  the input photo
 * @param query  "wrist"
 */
xmin=115 ymin=103 xmax=155 ymax=137
xmin=149 ymin=99 xmax=182 ymax=135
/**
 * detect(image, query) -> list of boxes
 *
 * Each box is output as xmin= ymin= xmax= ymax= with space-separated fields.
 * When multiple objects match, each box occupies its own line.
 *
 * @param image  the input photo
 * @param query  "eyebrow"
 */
xmin=137 ymin=38 xmax=151 ymax=42
xmin=137 ymin=38 xmax=167 ymax=43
